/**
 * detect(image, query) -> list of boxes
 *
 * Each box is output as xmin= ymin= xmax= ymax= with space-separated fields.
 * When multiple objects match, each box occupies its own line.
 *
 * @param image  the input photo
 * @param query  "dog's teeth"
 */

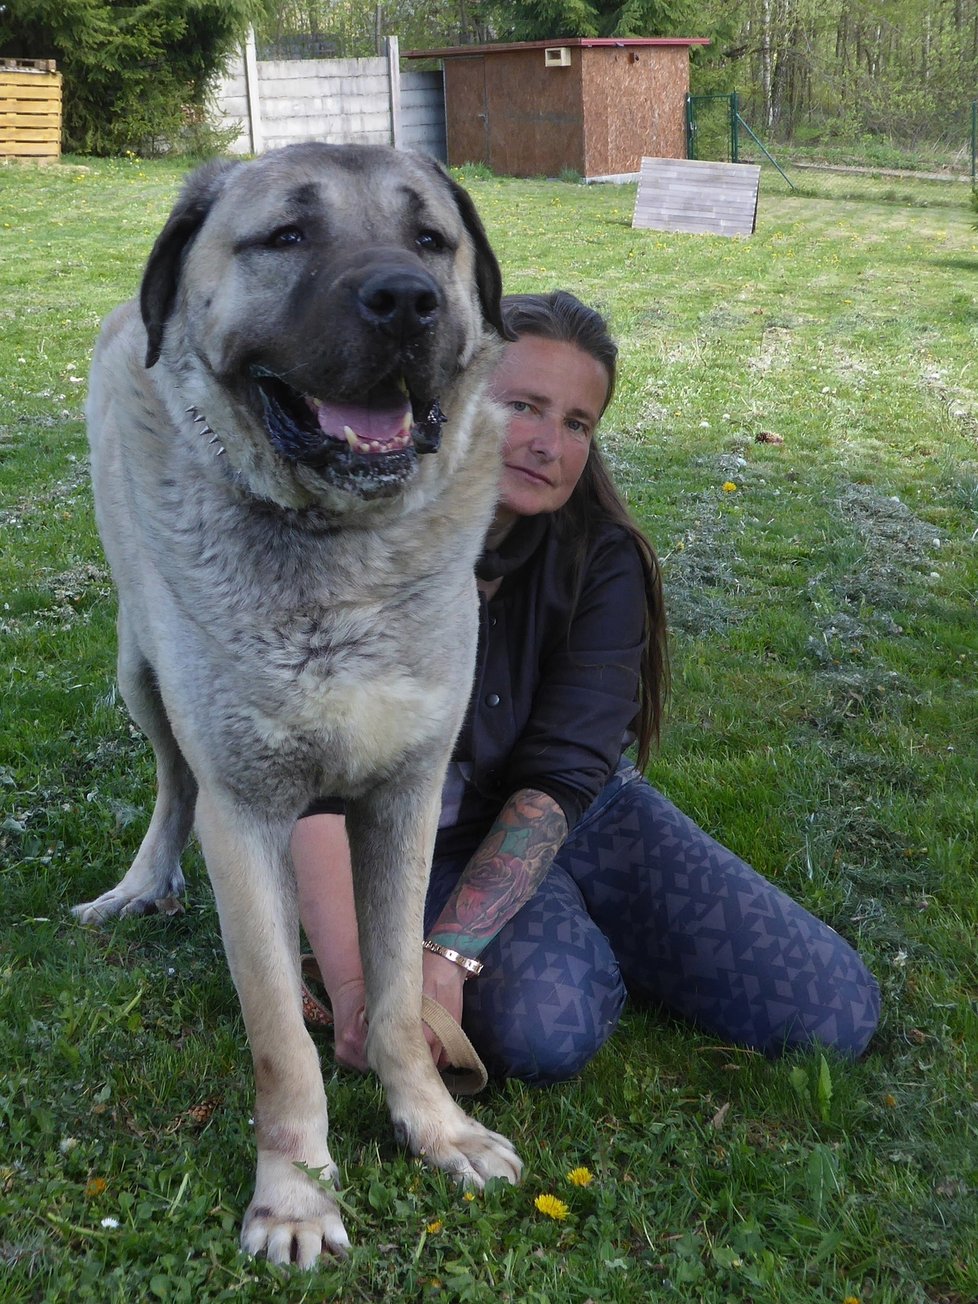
xmin=346 ymin=427 xmax=372 ymax=453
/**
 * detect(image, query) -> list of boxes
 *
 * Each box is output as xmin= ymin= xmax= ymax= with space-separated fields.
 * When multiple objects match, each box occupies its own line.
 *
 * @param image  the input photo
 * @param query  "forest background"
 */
xmin=259 ymin=0 xmax=978 ymax=168
xmin=6 ymin=1 xmax=978 ymax=165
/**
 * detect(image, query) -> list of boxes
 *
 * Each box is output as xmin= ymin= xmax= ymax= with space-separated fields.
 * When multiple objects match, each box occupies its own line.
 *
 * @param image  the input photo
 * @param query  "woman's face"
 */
xmin=489 ymin=334 xmax=610 ymax=534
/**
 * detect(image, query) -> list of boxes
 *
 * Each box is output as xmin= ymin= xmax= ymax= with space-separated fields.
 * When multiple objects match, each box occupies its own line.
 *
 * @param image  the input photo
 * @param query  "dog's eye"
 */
xmin=267 ymin=225 xmax=305 ymax=248
xmin=416 ymin=229 xmax=448 ymax=253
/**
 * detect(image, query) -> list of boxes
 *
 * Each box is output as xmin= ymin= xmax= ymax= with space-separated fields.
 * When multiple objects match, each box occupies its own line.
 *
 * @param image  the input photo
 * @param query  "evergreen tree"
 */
xmin=0 ymin=0 xmax=266 ymax=155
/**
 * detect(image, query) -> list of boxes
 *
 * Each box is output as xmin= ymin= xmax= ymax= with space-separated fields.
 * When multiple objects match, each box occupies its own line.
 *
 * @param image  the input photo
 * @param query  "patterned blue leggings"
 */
xmin=424 ymin=766 xmax=880 ymax=1084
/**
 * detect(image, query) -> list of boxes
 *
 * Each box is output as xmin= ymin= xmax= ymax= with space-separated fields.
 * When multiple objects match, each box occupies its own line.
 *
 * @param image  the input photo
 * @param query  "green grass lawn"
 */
xmin=1 ymin=154 xmax=977 ymax=1303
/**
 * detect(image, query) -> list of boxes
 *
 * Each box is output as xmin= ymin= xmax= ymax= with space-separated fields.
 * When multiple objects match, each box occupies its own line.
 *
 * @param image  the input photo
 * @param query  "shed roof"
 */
xmin=405 ymin=37 xmax=710 ymax=59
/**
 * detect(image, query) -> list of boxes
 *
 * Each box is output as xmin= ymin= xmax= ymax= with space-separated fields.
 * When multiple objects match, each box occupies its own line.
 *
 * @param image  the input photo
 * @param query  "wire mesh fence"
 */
xmin=687 ymin=92 xmax=975 ymax=210
xmin=744 ymin=156 xmax=972 ymax=210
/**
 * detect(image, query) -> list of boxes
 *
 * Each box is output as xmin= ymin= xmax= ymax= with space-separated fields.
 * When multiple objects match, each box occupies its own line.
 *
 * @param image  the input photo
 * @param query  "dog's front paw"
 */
xmin=72 ymin=864 xmax=186 ymax=924
xmin=396 ymin=1110 xmax=522 ymax=1189
xmin=241 ymin=1151 xmax=350 ymax=1268
xmin=72 ymin=885 xmax=184 ymax=924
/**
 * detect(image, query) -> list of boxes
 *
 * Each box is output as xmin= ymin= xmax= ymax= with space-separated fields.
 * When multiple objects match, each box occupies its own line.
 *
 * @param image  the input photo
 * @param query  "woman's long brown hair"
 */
xmin=500 ymin=291 xmax=669 ymax=767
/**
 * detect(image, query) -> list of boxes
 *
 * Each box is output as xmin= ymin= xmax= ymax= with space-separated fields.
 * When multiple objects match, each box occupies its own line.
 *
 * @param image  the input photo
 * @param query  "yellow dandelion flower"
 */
xmin=722 ymin=481 xmax=738 ymax=493
xmin=843 ymin=1297 xmax=860 ymax=1304
xmin=85 ymin=1177 xmax=108 ymax=1198
xmin=463 ymin=1191 xmax=476 ymax=1202
xmin=426 ymin=1219 xmax=443 ymax=1235
xmin=534 ymin=1193 xmax=569 ymax=1220
xmin=566 ymin=1166 xmax=593 ymax=1187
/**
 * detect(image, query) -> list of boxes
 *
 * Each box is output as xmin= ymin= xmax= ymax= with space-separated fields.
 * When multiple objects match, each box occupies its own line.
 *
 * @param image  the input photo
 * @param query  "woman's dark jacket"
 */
xmin=436 ymin=511 xmax=646 ymax=855
xmin=306 ymin=511 xmax=646 ymax=856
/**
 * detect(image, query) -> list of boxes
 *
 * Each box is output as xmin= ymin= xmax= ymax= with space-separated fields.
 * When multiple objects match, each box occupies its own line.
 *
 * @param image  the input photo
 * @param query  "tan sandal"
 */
xmin=300 ymin=954 xmax=334 ymax=1029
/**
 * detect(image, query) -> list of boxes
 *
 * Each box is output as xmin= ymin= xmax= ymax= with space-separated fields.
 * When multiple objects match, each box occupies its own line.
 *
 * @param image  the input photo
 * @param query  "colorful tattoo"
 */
xmin=427 ymin=788 xmax=567 ymax=957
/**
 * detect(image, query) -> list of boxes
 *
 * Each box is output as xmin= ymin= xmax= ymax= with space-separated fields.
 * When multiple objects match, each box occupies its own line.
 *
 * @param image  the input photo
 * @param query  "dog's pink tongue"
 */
xmin=307 ymin=396 xmax=411 ymax=446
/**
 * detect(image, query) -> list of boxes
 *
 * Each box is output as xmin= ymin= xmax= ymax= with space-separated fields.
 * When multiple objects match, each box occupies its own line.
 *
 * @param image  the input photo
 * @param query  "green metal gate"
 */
xmin=686 ymin=93 xmax=740 ymax=162
xmin=686 ymin=92 xmax=794 ymax=188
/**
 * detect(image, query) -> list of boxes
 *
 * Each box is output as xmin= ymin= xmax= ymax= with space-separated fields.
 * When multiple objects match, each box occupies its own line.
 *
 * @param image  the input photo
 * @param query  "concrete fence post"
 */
xmin=243 ymin=27 xmax=263 ymax=155
xmin=386 ymin=35 xmax=401 ymax=148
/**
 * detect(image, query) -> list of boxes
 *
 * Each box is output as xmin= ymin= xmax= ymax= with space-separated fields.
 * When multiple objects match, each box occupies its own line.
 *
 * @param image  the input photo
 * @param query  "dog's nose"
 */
xmin=356 ymin=269 xmax=440 ymax=340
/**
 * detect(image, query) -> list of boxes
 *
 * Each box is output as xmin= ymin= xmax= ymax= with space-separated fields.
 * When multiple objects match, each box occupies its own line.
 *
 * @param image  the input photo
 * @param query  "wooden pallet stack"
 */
xmin=0 ymin=58 xmax=63 ymax=161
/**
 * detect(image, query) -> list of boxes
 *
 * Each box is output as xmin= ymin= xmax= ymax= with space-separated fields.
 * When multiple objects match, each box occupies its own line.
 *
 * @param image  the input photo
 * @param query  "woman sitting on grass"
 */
xmin=294 ymin=289 xmax=880 ymax=1083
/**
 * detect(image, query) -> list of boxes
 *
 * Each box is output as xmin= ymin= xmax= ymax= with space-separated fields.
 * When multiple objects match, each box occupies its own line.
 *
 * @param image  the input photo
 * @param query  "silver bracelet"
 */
xmin=423 ymin=938 xmax=484 ymax=977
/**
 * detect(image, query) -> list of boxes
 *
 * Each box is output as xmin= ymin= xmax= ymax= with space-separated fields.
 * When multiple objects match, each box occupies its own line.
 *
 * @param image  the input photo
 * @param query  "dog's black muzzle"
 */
xmin=247 ymin=252 xmax=454 ymax=499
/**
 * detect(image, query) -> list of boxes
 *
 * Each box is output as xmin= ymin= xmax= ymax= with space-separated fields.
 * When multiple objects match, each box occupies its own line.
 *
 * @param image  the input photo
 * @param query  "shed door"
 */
xmin=447 ymin=55 xmax=490 ymax=168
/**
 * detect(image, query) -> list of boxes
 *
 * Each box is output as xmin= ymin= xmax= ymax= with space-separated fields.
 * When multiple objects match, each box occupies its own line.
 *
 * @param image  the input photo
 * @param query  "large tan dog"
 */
xmin=73 ymin=142 xmax=521 ymax=1265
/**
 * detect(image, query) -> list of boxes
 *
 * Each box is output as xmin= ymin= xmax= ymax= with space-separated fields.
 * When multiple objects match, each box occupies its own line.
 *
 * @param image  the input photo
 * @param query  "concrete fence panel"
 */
xmin=211 ymin=34 xmax=447 ymax=161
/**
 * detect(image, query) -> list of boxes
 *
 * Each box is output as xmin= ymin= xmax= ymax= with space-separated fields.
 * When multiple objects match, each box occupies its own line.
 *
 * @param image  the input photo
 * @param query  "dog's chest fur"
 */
xmin=117 ymin=468 xmax=482 ymax=806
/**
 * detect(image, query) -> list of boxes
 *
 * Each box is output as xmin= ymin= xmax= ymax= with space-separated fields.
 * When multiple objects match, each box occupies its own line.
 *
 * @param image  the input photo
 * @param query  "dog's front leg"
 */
xmin=346 ymin=777 xmax=522 ymax=1188
xmin=193 ymin=787 xmax=349 ymax=1267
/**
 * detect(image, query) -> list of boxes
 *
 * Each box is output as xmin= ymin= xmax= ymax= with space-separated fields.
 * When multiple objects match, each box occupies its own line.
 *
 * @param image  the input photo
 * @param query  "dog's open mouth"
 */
xmin=251 ymin=368 xmax=446 ymax=496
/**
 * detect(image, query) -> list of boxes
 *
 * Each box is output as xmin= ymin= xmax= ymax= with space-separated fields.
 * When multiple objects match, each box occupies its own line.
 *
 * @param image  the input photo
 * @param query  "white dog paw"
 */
xmin=398 ymin=1114 xmax=523 ymax=1189
xmin=241 ymin=1155 xmax=350 ymax=1268
xmin=72 ymin=885 xmax=184 ymax=924
xmin=241 ymin=1200 xmax=350 ymax=1268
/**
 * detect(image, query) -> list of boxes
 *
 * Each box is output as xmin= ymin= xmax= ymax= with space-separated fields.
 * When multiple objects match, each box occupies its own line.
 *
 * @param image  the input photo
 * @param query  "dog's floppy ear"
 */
xmin=428 ymin=160 xmax=512 ymax=342
xmin=140 ymin=158 xmax=237 ymax=369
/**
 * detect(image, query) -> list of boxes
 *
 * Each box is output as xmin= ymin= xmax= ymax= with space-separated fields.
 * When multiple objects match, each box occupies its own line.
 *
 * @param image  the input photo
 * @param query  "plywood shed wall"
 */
xmin=407 ymin=38 xmax=708 ymax=181
xmin=0 ymin=59 xmax=62 ymax=160
xmin=443 ymin=48 xmax=585 ymax=179
xmin=580 ymin=45 xmax=690 ymax=178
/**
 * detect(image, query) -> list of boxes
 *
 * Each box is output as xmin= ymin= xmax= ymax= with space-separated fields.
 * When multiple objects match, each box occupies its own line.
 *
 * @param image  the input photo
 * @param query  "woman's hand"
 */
xmin=328 ymin=976 xmax=369 ymax=1073
xmin=421 ymin=948 xmax=468 ymax=1069
xmin=333 ymin=958 xmax=467 ymax=1074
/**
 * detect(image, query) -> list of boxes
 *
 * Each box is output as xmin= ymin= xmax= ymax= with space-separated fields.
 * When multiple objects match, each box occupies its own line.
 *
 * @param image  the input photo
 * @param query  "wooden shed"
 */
xmin=0 ymin=58 xmax=62 ymax=160
xmin=405 ymin=37 xmax=709 ymax=181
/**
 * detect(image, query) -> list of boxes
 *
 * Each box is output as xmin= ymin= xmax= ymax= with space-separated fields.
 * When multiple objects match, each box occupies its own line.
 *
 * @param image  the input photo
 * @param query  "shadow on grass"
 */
xmin=932 ymin=255 xmax=978 ymax=272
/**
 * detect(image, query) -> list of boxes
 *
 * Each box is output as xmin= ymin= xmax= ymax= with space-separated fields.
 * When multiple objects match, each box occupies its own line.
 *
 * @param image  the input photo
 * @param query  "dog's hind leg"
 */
xmin=74 ymin=617 xmax=197 ymax=923
xmin=192 ymin=788 xmax=350 ymax=1267
xmin=346 ymin=772 xmax=523 ymax=1189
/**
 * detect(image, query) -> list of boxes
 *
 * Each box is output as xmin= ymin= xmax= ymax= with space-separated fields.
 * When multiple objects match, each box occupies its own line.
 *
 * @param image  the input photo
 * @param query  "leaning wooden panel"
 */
xmin=632 ymin=157 xmax=761 ymax=237
xmin=0 ymin=61 xmax=63 ymax=160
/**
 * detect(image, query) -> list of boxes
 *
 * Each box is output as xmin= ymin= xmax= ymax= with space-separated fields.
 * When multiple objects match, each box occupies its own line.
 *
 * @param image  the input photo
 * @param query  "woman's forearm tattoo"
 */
xmin=427 ymin=788 xmax=568 ymax=957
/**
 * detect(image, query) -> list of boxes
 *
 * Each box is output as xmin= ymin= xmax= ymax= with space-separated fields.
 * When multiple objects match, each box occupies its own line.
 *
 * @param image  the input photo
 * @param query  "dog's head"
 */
xmin=140 ymin=144 xmax=507 ymax=510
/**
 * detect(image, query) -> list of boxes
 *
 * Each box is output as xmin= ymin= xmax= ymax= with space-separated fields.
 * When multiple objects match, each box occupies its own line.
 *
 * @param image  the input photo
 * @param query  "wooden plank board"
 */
xmin=0 ymin=126 xmax=61 ymax=142
xmin=0 ymin=141 xmax=60 ymax=156
xmin=632 ymin=157 xmax=761 ymax=237
xmin=640 ymin=163 xmax=759 ymax=185
xmin=0 ymin=112 xmax=59 ymax=128
xmin=0 ymin=85 xmax=62 ymax=103
xmin=635 ymin=194 xmax=757 ymax=212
